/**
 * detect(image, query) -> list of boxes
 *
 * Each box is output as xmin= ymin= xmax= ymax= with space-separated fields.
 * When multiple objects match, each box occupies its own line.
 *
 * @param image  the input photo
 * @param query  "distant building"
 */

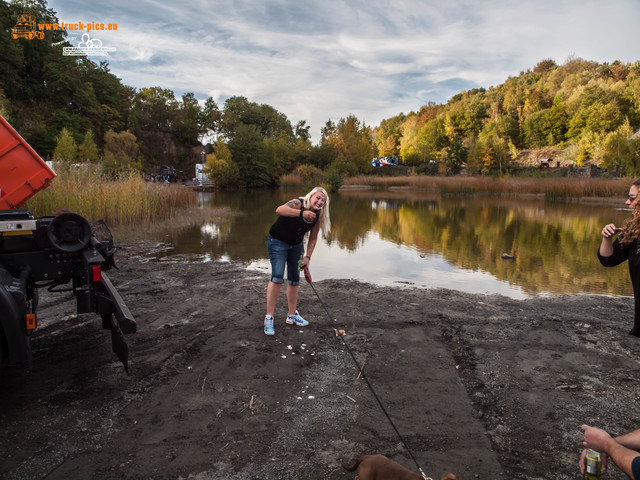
xmin=195 ymin=163 xmax=208 ymax=183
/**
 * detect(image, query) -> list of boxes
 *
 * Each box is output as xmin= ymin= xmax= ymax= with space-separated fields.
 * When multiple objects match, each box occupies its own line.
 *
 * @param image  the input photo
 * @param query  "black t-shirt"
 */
xmin=269 ymin=197 xmax=318 ymax=246
xmin=598 ymin=237 xmax=640 ymax=330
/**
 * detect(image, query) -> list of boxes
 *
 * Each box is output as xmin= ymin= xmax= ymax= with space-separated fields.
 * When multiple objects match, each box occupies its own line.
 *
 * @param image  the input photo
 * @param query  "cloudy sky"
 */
xmin=48 ymin=0 xmax=640 ymax=142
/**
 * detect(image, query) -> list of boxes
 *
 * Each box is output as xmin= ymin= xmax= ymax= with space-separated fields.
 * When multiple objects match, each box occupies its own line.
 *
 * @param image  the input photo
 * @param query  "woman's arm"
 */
xmin=275 ymin=198 xmax=303 ymax=217
xmin=599 ymin=223 xmax=620 ymax=257
xmin=301 ymin=223 xmax=320 ymax=268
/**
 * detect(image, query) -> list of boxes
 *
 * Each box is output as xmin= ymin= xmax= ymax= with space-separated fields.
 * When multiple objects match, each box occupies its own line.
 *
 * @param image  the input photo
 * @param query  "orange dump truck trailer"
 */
xmin=0 ymin=115 xmax=135 ymax=377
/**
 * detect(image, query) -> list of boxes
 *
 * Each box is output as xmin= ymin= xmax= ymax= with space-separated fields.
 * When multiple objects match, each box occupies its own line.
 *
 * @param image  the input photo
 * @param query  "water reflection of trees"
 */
xmin=181 ymin=190 xmax=632 ymax=296
xmin=362 ymin=195 xmax=630 ymax=295
xmin=326 ymin=195 xmax=376 ymax=250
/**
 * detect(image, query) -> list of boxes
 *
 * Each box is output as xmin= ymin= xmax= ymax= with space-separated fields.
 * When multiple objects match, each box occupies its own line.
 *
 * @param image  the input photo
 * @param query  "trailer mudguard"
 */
xmin=0 ymin=281 xmax=27 ymax=364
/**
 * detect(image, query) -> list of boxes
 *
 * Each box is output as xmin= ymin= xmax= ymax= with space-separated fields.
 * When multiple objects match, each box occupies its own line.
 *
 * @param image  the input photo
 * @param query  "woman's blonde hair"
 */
xmin=620 ymin=178 xmax=640 ymax=246
xmin=303 ymin=186 xmax=331 ymax=238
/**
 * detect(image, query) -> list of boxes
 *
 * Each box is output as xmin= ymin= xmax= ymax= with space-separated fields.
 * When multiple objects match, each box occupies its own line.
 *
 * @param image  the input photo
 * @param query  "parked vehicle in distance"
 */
xmin=538 ymin=158 xmax=551 ymax=170
xmin=372 ymin=156 xmax=403 ymax=167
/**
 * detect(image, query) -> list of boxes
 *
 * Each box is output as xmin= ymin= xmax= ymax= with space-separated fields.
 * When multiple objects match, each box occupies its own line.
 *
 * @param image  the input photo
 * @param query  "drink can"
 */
xmin=585 ymin=449 xmax=601 ymax=479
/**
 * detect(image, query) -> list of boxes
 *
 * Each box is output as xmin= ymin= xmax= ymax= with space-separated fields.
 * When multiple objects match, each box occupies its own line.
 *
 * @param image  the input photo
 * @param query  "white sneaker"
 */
xmin=264 ymin=315 xmax=275 ymax=335
xmin=286 ymin=311 xmax=309 ymax=327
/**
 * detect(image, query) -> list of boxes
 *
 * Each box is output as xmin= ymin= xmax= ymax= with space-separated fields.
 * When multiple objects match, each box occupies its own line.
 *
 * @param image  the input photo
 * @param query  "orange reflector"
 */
xmin=26 ymin=313 xmax=36 ymax=330
xmin=92 ymin=265 xmax=101 ymax=282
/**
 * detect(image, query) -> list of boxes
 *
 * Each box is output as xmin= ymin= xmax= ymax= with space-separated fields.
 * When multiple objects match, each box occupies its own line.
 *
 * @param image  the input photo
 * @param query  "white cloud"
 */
xmin=49 ymin=0 xmax=640 ymax=141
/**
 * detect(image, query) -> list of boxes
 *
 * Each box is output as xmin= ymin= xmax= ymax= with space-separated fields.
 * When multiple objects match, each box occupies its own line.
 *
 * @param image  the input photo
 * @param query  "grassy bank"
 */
xmin=342 ymin=175 xmax=630 ymax=198
xmin=24 ymin=167 xmax=196 ymax=224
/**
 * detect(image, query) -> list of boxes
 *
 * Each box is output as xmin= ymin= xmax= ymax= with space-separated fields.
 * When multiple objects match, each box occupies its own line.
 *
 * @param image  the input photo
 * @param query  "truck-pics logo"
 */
xmin=11 ymin=13 xmax=118 ymax=57
xmin=11 ymin=14 xmax=44 ymax=40
xmin=63 ymin=32 xmax=116 ymax=56
xmin=11 ymin=13 xmax=118 ymax=40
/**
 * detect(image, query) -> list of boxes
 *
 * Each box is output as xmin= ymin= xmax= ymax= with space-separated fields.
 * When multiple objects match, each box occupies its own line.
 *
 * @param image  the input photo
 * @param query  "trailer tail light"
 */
xmin=26 ymin=313 xmax=36 ymax=330
xmin=92 ymin=265 xmax=101 ymax=282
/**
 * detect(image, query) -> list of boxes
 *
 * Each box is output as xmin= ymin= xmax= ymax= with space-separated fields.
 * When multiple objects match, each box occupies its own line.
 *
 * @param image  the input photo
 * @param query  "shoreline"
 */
xmin=339 ymin=184 xmax=626 ymax=205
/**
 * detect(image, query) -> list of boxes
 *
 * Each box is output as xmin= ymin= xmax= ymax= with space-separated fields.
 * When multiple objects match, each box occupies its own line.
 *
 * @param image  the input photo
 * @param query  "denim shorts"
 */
xmin=267 ymin=235 xmax=304 ymax=285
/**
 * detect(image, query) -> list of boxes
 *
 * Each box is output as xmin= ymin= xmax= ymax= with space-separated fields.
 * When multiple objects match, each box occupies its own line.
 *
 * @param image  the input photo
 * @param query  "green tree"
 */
xmin=418 ymin=117 xmax=449 ymax=154
xmin=308 ymin=143 xmax=337 ymax=170
xmin=542 ymin=101 xmax=569 ymax=144
xmin=374 ymin=114 xmax=404 ymax=156
xmin=264 ymin=131 xmax=297 ymax=181
xmin=200 ymin=97 xmax=222 ymax=140
xmin=102 ymin=129 xmax=141 ymax=177
xmin=292 ymin=137 xmax=312 ymax=167
xmin=129 ymin=87 xmax=178 ymax=133
xmin=53 ymin=127 xmax=77 ymax=164
xmin=523 ymin=110 xmax=548 ymax=148
xmin=327 ymin=155 xmax=358 ymax=177
xmin=227 ymin=123 xmax=271 ymax=187
xmin=203 ymin=141 xmax=239 ymax=188
xmin=0 ymin=88 xmax=8 ymax=118
xmin=399 ymin=114 xmax=421 ymax=165
xmin=77 ymin=129 xmax=100 ymax=163
xmin=478 ymin=133 xmax=511 ymax=174
xmin=221 ymin=96 xmax=293 ymax=141
xmin=321 ymin=115 xmax=373 ymax=173
xmin=295 ymin=164 xmax=324 ymax=189
xmin=173 ymin=92 xmax=202 ymax=145
xmin=465 ymin=137 xmax=482 ymax=175
xmin=445 ymin=137 xmax=468 ymax=174
xmin=294 ymin=120 xmax=311 ymax=142
xmin=602 ymin=120 xmax=640 ymax=175
xmin=462 ymin=95 xmax=489 ymax=137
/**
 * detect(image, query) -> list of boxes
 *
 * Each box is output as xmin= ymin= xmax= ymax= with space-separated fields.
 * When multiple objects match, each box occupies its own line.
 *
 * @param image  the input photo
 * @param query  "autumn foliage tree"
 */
xmin=321 ymin=115 xmax=373 ymax=174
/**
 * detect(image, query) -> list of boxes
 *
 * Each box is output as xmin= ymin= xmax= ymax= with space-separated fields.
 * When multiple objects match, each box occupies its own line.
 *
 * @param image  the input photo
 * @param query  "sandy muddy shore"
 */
xmin=1 ymin=240 xmax=639 ymax=480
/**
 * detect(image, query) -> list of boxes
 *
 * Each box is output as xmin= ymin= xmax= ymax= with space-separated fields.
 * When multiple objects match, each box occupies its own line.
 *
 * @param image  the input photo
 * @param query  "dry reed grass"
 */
xmin=279 ymin=173 xmax=303 ymax=186
xmin=342 ymin=175 xmax=630 ymax=198
xmin=24 ymin=167 xmax=196 ymax=224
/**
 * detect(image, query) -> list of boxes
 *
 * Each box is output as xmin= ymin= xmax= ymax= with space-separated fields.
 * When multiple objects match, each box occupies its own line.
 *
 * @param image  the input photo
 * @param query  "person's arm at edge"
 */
xmin=614 ymin=428 xmax=640 ymax=453
xmin=582 ymin=425 xmax=640 ymax=478
xmin=601 ymin=438 xmax=639 ymax=478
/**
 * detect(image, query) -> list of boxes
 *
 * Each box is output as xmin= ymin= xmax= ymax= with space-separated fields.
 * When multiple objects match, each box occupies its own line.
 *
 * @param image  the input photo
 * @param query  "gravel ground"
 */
xmin=1 ymin=240 xmax=639 ymax=480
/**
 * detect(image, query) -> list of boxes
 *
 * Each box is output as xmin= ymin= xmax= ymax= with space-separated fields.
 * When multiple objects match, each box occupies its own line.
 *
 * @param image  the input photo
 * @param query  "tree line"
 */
xmin=375 ymin=58 xmax=640 ymax=176
xmin=2 ymin=0 xmax=640 ymax=189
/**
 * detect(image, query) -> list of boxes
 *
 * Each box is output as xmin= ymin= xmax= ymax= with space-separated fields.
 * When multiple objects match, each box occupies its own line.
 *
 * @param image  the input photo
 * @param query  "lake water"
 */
xmin=128 ymin=188 xmax=633 ymax=299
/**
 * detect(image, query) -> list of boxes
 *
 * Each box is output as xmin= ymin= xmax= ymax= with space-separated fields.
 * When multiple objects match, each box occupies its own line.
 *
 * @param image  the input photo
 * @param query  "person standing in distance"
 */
xmin=264 ymin=187 xmax=331 ymax=335
xmin=599 ymin=177 xmax=640 ymax=337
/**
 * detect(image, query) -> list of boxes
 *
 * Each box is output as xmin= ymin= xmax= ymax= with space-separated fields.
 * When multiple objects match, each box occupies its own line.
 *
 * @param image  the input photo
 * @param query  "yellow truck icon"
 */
xmin=11 ymin=14 xmax=44 ymax=40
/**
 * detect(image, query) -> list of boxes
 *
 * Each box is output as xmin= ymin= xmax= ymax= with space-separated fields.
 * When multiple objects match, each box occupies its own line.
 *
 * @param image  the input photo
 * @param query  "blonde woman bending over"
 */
xmin=264 ymin=187 xmax=330 ymax=335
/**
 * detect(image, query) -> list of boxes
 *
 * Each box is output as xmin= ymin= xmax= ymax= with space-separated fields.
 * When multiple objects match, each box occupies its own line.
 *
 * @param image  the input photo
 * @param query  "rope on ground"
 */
xmin=305 ymin=275 xmax=429 ymax=480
